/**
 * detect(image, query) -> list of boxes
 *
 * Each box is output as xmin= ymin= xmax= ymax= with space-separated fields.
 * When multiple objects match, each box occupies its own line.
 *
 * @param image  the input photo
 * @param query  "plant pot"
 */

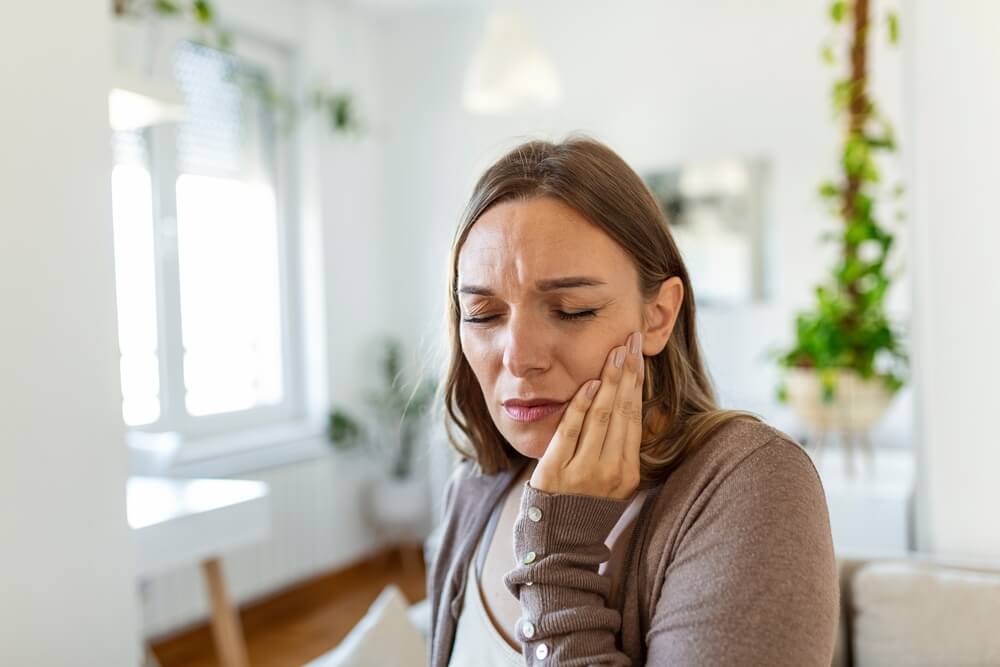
xmin=786 ymin=367 xmax=895 ymax=432
xmin=366 ymin=475 xmax=431 ymax=544
xmin=785 ymin=367 xmax=896 ymax=476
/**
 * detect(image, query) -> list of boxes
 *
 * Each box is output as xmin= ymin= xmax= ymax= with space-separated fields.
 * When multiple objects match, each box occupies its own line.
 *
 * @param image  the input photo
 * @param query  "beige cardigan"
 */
xmin=427 ymin=418 xmax=839 ymax=666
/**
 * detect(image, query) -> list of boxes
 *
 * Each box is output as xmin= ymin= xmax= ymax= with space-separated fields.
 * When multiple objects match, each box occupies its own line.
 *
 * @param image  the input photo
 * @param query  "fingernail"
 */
xmin=614 ymin=347 xmax=625 ymax=368
xmin=630 ymin=332 xmax=642 ymax=355
xmin=586 ymin=380 xmax=601 ymax=399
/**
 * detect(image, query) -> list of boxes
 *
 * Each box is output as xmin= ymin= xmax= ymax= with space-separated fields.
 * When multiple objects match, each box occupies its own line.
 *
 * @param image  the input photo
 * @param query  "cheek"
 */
xmin=562 ymin=330 xmax=620 ymax=382
xmin=459 ymin=329 xmax=496 ymax=386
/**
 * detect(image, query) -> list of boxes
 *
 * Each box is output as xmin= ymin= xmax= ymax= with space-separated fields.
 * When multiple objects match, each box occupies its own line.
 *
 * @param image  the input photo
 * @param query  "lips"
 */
xmin=502 ymin=398 xmax=567 ymax=423
xmin=503 ymin=398 xmax=563 ymax=408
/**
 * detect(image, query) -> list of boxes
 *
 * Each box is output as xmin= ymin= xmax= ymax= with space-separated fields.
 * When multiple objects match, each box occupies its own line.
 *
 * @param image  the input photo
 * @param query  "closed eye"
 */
xmin=461 ymin=309 xmax=598 ymax=324
xmin=557 ymin=309 xmax=597 ymax=321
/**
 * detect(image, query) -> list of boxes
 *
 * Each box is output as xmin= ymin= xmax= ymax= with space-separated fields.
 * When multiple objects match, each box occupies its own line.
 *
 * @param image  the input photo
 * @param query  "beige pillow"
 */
xmin=304 ymin=584 xmax=427 ymax=667
xmin=852 ymin=561 xmax=1000 ymax=666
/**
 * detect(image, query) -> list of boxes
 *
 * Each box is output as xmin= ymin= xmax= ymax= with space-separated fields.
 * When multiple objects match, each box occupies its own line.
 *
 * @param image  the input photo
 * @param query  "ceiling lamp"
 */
xmin=462 ymin=10 xmax=561 ymax=115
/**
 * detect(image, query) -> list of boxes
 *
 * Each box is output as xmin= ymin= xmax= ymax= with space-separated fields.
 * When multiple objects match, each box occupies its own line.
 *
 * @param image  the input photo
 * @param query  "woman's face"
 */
xmin=457 ymin=196 xmax=648 ymax=460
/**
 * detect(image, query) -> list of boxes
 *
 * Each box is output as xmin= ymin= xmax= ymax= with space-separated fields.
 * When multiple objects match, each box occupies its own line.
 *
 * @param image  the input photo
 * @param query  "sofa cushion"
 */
xmin=304 ymin=584 xmax=427 ymax=667
xmin=852 ymin=561 xmax=1000 ymax=666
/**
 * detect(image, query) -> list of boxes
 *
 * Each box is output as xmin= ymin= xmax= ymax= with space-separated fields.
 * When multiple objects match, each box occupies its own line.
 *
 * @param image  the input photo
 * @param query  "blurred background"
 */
xmin=1 ymin=0 xmax=998 ymax=665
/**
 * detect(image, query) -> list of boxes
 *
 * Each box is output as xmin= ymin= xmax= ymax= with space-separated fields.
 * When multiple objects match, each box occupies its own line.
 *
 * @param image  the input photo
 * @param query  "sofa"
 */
xmin=831 ymin=552 xmax=1000 ymax=666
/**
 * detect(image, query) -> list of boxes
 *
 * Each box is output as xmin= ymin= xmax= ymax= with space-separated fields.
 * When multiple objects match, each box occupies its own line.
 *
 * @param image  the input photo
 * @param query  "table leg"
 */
xmin=201 ymin=557 xmax=250 ymax=667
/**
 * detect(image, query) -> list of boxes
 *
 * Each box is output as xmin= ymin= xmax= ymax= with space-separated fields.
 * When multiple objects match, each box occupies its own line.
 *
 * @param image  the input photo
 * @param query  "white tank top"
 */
xmin=448 ymin=531 xmax=524 ymax=666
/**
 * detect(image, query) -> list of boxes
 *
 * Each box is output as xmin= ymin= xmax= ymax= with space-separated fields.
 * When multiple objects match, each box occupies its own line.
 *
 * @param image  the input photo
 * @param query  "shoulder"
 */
xmin=644 ymin=417 xmax=830 ymax=555
xmin=645 ymin=416 xmax=836 ymax=597
xmin=674 ymin=417 xmax=822 ymax=497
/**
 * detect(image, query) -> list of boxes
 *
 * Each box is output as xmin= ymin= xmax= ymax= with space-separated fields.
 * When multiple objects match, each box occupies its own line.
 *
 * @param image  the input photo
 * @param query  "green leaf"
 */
xmin=830 ymin=1 xmax=847 ymax=23
xmin=154 ymin=0 xmax=181 ymax=14
xmin=884 ymin=374 xmax=904 ymax=393
xmin=821 ymin=42 xmax=836 ymax=66
xmin=843 ymin=134 xmax=870 ymax=178
xmin=193 ymin=0 xmax=214 ymax=24
xmin=820 ymin=369 xmax=838 ymax=403
xmin=832 ymin=79 xmax=852 ymax=111
xmin=887 ymin=11 xmax=900 ymax=44
xmin=818 ymin=181 xmax=840 ymax=199
xmin=845 ymin=220 xmax=873 ymax=244
xmin=865 ymin=134 xmax=895 ymax=150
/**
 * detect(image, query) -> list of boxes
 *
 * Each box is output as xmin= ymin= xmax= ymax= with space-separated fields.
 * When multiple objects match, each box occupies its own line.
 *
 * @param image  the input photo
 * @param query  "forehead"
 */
xmin=457 ymin=197 xmax=635 ymax=291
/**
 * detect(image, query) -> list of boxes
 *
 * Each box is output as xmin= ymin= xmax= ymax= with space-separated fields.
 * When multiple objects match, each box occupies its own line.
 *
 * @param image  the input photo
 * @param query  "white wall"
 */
xmin=369 ymin=0 xmax=912 ymax=443
xmin=0 ymin=3 xmax=141 ymax=666
xmin=905 ymin=0 xmax=1000 ymax=556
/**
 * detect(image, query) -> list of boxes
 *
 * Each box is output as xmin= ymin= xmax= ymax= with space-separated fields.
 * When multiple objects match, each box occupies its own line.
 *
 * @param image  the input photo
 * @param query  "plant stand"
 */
xmin=808 ymin=427 xmax=876 ymax=478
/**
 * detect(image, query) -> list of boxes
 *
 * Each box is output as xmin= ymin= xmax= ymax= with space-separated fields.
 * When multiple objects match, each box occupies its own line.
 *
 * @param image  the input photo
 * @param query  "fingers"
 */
xmin=541 ymin=378 xmax=602 ymax=471
xmin=600 ymin=332 xmax=643 ymax=471
xmin=570 ymin=342 xmax=628 ymax=468
xmin=621 ymin=337 xmax=644 ymax=484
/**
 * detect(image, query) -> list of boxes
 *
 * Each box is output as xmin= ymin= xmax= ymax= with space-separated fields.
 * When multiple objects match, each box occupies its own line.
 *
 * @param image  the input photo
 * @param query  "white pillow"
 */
xmin=852 ymin=561 xmax=1000 ymax=666
xmin=304 ymin=584 xmax=427 ymax=667
xmin=407 ymin=598 xmax=431 ymax=639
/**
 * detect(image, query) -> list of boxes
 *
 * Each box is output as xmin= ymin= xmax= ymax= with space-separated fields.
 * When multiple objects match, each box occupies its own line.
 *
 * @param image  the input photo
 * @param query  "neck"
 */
xmin=515 ymin=457 xmax=536 ymax=484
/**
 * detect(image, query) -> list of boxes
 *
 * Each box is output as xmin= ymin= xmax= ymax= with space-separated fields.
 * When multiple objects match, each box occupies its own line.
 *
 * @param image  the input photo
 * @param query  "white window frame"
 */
xmin=121 ymin=24 xmax=307 ymax=444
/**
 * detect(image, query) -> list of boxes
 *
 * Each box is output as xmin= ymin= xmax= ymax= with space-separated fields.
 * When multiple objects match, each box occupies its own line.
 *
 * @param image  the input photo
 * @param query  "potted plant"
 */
xmin=327 ymin=336 xmax=438 ymax=537
xmin=773 ymin=0 xmax=908 ymax=475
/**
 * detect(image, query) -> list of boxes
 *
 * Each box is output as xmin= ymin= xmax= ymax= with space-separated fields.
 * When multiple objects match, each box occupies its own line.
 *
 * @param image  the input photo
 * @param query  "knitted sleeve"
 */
xmin=503 ymin=484 xmax=633 ymax=666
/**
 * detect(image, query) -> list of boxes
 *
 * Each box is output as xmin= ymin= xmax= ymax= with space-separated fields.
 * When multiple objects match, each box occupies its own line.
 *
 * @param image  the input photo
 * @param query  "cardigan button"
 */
xmin=521 ymin=620 xmax=536 ymax=639
xmin=535 ymin=643 xmax=549 ymax=660
xmin=527 ymin=506 xmax=542 ymax=522
xmin=523 ymin=551 xmax=537 ymax=564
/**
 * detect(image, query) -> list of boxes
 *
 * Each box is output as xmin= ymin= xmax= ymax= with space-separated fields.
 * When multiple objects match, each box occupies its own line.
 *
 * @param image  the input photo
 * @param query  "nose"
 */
xmin=502 ymin=308 xmax=551 ymax=378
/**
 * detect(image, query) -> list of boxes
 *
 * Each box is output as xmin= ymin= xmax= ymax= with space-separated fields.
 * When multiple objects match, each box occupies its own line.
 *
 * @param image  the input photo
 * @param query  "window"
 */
xmin=110 ymin=37 xmax=303 ymax=440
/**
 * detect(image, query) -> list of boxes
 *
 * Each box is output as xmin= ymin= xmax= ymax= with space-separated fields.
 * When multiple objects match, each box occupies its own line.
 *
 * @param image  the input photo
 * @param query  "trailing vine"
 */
xmin=112 ymin=0 xmax=363 ymax=136
xmin=775 ymin=0 xmax=908 ymax=403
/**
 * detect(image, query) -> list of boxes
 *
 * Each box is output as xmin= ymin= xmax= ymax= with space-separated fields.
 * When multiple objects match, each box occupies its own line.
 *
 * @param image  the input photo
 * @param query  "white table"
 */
xmin=128 ymin=476 xmax=271 ymax=667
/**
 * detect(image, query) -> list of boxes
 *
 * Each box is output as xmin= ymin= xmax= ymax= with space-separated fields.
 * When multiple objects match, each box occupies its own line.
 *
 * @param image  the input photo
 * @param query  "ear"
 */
xmin=641 ymin=276 xmax=684 ymax=356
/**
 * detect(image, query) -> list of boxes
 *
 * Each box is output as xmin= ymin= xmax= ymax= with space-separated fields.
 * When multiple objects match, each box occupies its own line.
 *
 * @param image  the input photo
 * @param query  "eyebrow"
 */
xmin=456 ymin=276 xmax=607 ymax=296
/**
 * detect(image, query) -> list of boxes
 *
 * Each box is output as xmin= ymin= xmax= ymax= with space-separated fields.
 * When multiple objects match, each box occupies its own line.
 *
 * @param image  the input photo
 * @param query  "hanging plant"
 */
xmin=112 ymin=0 xmax=364 ymax=137
xmin=773 ymin=0 xmax=909 ymax=405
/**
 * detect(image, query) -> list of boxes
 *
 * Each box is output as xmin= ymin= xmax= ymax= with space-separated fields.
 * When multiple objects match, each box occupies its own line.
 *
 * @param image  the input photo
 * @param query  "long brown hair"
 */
xmin=440 ymin=135 xmax=761 ymax=487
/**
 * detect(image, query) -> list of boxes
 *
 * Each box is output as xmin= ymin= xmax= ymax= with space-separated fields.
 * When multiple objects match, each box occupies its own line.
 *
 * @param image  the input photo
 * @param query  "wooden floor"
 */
xmin=151 ymin=546 xmax=427 ymax=667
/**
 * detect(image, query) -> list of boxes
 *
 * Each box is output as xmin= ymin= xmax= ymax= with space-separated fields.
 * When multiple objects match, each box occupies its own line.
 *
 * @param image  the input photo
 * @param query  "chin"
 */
xmin=504 ymin=431 xmax=553 ymax=460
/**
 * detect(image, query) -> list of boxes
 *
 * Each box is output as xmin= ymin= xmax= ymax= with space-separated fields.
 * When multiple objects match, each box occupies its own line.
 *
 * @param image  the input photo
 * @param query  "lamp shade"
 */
xmin=462 ymin=10 xmax=561 ymax=115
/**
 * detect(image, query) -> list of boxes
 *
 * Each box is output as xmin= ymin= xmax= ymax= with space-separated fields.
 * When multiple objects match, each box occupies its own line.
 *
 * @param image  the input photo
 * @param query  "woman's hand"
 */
xmin=529 ymin=331 xmax=644 ymax=501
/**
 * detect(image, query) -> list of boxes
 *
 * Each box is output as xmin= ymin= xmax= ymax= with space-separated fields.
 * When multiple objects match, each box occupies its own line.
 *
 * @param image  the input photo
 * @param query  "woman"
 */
xmin=427 ymin=136 xmax=838 ymax=666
